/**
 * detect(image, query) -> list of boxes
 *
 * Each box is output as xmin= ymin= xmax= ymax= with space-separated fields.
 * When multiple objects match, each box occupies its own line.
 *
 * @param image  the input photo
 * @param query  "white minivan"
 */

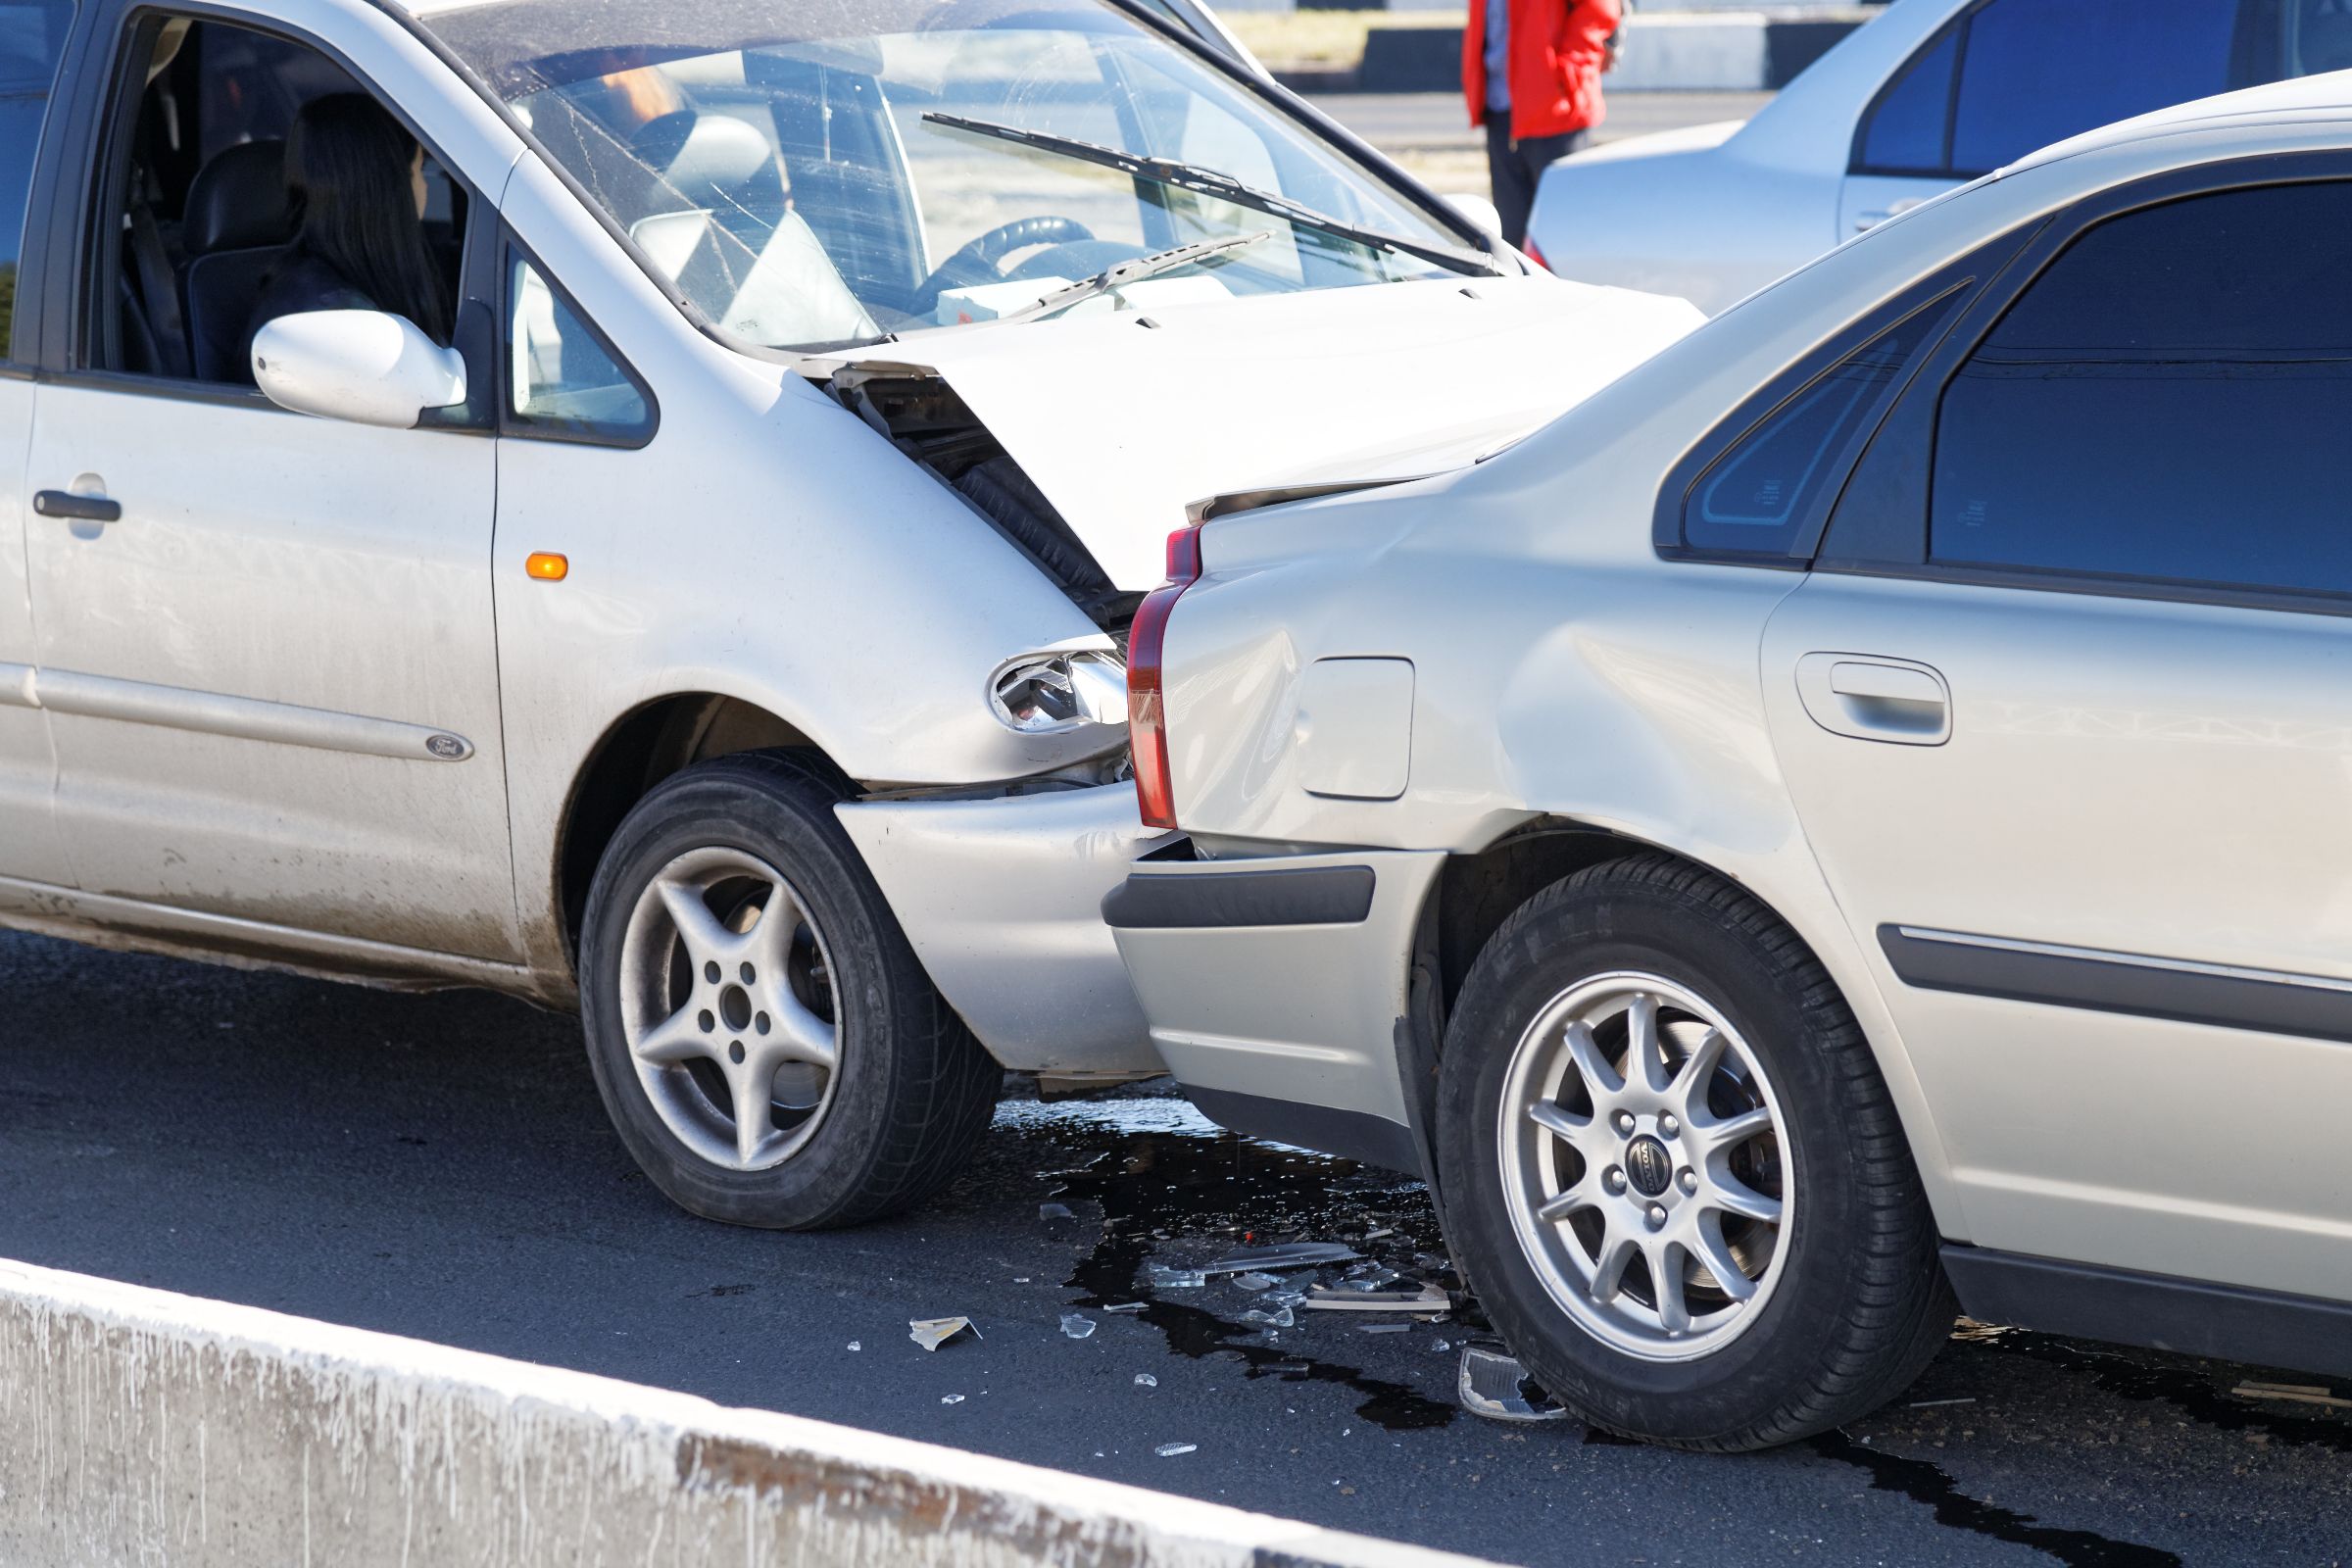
xmin=0 ymin=0 xmax=1695 ymax=1230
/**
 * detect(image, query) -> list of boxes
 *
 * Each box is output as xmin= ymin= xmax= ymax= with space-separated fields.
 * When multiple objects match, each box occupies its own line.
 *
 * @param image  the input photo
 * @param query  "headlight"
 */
xmin=988 ymin=648 xmax=1127 ymax=734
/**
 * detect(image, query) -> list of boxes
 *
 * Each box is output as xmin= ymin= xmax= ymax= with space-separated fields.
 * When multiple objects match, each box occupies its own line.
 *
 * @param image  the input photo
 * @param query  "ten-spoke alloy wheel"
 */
xmin=580 ymin=752 xmax=999 ymax=1229
xmin=1439 ymin=853 xmax=1954 ymax=1450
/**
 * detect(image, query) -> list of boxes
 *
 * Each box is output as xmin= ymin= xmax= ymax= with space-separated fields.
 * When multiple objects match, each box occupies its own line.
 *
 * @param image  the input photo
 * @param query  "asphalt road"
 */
xmin=6 ymin=928 xmax=2352 ymax=1568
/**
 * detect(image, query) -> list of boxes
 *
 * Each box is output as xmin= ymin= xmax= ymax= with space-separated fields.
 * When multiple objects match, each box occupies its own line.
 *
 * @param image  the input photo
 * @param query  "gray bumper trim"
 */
xmin=1102 ymin=865 xmax=1375 ymax=930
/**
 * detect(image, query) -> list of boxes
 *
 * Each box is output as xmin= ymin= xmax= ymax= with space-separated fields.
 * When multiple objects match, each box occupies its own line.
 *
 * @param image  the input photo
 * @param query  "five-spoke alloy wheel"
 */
xmin=579 ymin=751 xmax=999 ymax=1230
xmin=1439 ymin=853 xmax=1954 ymax=1450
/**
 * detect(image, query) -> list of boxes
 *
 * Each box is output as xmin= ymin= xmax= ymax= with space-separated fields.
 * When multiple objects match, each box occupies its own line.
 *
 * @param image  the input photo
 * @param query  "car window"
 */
xmin=1856 ymin=0 xmax=2352 ymax=181
xmin=1856 ymin=25 xmax=1957 ymax=175
xmin=1684 ymin=296 xmax=1960 ymax=559
xmin=87 ymin=15 xmax=473 ymax=386
xmin=403 ymin=0 xmax=1483 ymax=355
xmin=1932 ymin=180 xmax=2352 ymax=597
xmin=0 ymin=0 xmax=75 ymax=359
xmin=507 ymin=253 xmax=652 ymax=444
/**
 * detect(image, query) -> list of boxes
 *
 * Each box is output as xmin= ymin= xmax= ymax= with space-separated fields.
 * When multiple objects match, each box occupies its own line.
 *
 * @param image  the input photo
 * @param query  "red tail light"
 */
xmin=1522 ymin=234 xmax=1551 ymax=273
xmin=1128 ymin=524 xmax=1202 ymax=830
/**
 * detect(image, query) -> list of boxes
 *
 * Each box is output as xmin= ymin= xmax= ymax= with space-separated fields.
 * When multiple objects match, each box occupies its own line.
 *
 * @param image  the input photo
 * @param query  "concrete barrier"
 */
xmin=0 ymin=1258 xmax=1498 ymax=1568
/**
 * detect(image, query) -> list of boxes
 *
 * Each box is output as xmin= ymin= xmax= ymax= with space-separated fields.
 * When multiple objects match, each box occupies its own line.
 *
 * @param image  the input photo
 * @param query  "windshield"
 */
xmin=404 ymin=0 xmax=1480 ymax=352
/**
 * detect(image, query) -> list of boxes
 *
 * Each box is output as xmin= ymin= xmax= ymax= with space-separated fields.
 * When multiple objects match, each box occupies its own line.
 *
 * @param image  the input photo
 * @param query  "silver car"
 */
xmin=0 ymin=0 xmax=1694 ymax=1229
xmin=1108 ymin=73 xmax=2352 ymax=1446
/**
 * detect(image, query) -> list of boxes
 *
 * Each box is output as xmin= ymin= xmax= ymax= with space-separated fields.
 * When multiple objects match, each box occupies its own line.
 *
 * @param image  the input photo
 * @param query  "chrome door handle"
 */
xmin=1795 ymin=653 xmax=1950 ymax=746
xmin=1852 ymin=198 xmax=1926 ymax=234
xmin=33 ymin=490 xmax=122 ymax=524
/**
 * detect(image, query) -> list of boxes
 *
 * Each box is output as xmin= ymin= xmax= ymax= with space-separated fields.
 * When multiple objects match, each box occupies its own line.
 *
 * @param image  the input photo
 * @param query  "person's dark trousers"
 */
xmin=1485 ymin=123 xmax=1590 ymax=249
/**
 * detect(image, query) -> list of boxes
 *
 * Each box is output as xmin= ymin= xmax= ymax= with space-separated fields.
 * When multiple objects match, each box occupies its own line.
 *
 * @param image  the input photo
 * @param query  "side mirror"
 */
xmin=251 ymin=309 xmax=466 ymax=429
xmin=1441 ymin=192 xmax=1505 ymax=241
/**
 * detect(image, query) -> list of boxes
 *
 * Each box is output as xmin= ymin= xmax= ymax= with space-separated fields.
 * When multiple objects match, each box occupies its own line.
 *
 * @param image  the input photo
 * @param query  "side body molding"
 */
xmin=0 ymin=662 xmax=474 ymax=762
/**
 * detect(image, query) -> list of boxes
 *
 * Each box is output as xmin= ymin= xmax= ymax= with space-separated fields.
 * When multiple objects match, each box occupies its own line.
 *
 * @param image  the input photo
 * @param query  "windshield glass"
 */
xmin=404 ymin=0 xmax=1478 ymax=351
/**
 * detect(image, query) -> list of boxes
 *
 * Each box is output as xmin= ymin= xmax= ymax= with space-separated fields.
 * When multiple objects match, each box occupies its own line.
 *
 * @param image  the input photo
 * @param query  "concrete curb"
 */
xmin=1284 ymin=11 xmax=1869 ymax=93
xmin=0 ymin=1258 xmax=1500 ymax=1568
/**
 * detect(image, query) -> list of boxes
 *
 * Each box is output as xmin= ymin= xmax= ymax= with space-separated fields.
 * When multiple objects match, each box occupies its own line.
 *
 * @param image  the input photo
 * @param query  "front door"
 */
xmin=22 ymin=9 xmax=516 ymax=962
xmin=1764 ymin=172 xmax=2352 ymax=1304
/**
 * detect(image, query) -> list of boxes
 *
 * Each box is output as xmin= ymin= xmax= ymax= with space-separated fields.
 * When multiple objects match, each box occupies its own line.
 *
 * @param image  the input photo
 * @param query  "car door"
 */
xmin=1840 ymin=0 xmax=2272 ymax=243
xmin=22 ymin=4 xmax=519 ymax=963
xmin=1764 ymin=165 xmax=2352 ymax=1305
xmin=0 ymin=1 xmax=76 ymax=890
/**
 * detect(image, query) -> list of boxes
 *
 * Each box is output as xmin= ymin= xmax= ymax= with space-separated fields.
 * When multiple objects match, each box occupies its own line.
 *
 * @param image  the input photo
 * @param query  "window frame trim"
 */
xmin=1815 ymin=149 xmax=2352 ymax=618
xmin=497 ymin=229 xmax=660 ymax=452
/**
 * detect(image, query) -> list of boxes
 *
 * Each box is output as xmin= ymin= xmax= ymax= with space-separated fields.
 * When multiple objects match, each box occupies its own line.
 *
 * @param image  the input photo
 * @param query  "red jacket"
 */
xmin=1463 ymin=0 xmax=1621 ymax=142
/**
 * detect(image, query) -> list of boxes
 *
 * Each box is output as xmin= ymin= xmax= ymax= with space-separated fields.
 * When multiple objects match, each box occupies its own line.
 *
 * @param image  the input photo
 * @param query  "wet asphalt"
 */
xmin=3 ymin=928 xmax=2350 ymax=1567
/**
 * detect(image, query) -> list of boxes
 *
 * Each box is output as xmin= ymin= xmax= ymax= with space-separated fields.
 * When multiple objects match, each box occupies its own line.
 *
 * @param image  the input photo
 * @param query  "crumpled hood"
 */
xmin=827 ymin=273 xmax=1703 ymax=591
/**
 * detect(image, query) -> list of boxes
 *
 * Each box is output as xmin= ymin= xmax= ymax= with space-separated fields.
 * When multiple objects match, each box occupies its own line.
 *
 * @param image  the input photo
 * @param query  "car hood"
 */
xmin=823 ymin=273 xmax=1703 ymax=591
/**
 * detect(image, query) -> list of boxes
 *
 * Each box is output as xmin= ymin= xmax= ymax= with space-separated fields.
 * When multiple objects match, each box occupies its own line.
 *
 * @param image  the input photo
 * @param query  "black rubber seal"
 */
xmin=1102 ymin=865 xmax=1376 ymax=930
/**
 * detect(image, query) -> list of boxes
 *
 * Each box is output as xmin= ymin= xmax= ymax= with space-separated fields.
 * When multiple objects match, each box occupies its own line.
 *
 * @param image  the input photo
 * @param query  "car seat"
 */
xmin=179 ymin=139 xmax=293 ymax=382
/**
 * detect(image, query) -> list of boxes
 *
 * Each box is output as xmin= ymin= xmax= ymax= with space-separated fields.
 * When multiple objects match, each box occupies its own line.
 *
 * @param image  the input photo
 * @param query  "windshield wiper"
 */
xmin=993 ymin=229 xmax=1274 ymax=324
xmin=922 ymin=112 xmax=1499 ymax=278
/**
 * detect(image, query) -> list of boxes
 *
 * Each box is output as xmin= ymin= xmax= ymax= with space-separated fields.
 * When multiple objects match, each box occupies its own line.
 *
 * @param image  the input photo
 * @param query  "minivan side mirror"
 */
xmin=251 ymin=309 xmax=466 ymax=429
xmin=1441 ymin=192 xmax=1505 ymax=242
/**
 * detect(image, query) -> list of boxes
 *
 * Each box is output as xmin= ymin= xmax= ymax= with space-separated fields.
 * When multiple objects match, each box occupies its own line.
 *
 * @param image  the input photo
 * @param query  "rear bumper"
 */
xmin=1105 ymin=845 xmax=1446 ymax=1175
xmin=835 ymin=783 xmax=1169 ymax=1076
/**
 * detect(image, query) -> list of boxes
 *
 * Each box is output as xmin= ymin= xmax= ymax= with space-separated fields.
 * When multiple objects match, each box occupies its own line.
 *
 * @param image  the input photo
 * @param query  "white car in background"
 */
xmin=1528 ymin=0 xmax=2352 ymax=313
xmin=1109 ymin=71 xmax=2352 ymax=1446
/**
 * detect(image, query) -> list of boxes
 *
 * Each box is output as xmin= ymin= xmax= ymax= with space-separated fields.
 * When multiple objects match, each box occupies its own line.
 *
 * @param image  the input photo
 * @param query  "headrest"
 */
xmin=184 ymin=139 xmax=292 ymax=256
xmin=631 ymin=111 xmax=776 ymax=211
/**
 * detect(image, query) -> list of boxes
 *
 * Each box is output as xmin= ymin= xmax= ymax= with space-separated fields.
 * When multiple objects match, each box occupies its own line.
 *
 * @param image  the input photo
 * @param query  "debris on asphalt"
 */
xmin=1457 ymin=1342 xmax=1570 ymax=1424
xmin=1299 ymin=1285 xmax=1449 ymax=1314
xmin=909 ymin=1316 xmax=980 ymax=1351
xmin=1358 ymin=1323 xmax=1410 ymax=1334
xmin=1201 ymin=1242 xmax=1358 ymax=1276
xmin=1154 ymin=1443 xmax=1197 ymax=1457
xmin=941 ymin=1394 xmax=965 ymax=1404
xmin=1433 ymin=1339 xmax=1452 ymax=1352
xmin=1135 ymin=1373 xmax=1157 ymax=1387
xmin=1148 ymin=1264 xmax=1207 ymax=1289
xmin=1232 ymin=1271 xmax=1283 ymax=1292
xmin=1103 ymin=1301 xmax=1148 ymax=1314
xmin=1362 ymin=1227 xmax=1395 ymax=1241
xmin=1240 ymin=1305 xmax=1297 ymax=1328
xmin=1060 ymin=1313 xmax=1098 ymax=1340
xmin=1040 ymin=1201 xmax=1074 ymax=1220
xmin=847 ymin=1341 xmax=860 ymax=1351
xmin=1907 ymin=1396 xmax=1978 ymax=1408
xmin=2233 ymin=1382 xmax=2352 ymax=1409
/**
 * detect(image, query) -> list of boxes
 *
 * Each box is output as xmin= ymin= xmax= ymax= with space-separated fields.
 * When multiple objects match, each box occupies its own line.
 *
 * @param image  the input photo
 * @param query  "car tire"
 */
xmin=1436 ymin=853 xmax=1953 ymax=1450
xmin=578 ymin=750 xmax=999 ymax=1229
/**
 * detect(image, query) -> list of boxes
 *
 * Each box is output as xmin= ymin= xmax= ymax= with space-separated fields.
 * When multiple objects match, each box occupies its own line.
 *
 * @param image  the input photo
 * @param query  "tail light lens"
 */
xmin=1523 ymin=234 xmax=1551 ymax=273
xmin=1128 ymin=524 xmax=1202 ymax=830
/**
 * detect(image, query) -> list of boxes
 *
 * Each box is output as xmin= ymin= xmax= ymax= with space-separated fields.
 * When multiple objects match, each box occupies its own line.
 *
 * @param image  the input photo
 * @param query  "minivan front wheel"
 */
xmin=1438 ymin=854 xmax=1954 ymax=1449
xmin=579 ymin=752 xmax=999 ymax=1229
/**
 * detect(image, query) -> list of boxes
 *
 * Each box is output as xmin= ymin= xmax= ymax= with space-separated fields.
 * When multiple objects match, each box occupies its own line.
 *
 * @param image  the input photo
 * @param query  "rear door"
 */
xmin=1765 ymin=164 xmax=2352 ymax=1304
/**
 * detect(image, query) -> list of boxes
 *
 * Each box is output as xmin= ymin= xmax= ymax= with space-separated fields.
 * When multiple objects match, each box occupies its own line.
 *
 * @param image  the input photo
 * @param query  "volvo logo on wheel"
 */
xmin=1624 ymin=1135 xmax=1673 ymax=1199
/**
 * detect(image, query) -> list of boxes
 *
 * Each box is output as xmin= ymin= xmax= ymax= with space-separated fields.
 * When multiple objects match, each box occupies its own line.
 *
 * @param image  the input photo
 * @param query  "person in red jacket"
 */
xmin=1464 ymin=0 xmax=1622 ymax=249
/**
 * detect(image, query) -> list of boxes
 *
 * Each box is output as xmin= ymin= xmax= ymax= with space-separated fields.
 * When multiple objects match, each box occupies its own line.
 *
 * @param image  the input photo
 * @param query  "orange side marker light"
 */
xmin=525 ymin=552 xmax=569 ymax=582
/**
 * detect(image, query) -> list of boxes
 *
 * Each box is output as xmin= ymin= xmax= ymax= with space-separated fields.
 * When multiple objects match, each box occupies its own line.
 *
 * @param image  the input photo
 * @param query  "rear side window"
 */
xmin=0 ymin=1 xmax=75 ymax=359
xmin=1948 ymin=0 xmax=2234 ymax=175
xmin=1681 ymin=295 xmax=1960 ymax=560
xmin=1856 ymin=26 xmax=1958 ymax=175
xmin=1932 ymin=180 xmax=2352 ymax=598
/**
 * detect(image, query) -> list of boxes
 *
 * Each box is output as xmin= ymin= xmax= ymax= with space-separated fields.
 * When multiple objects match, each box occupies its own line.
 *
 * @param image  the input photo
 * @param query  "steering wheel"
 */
xmin=906 ymin=216 xmax=1096 ymax=318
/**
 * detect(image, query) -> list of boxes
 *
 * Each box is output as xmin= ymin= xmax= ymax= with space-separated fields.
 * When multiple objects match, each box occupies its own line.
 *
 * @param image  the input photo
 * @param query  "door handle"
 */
xmin=1852 ymin=198 xmax=1927 ymax=234
xmin=1795 ymin=653 xmax=1950 ymax=746
xmin=33 ymin=490 xmax=122 ymax=524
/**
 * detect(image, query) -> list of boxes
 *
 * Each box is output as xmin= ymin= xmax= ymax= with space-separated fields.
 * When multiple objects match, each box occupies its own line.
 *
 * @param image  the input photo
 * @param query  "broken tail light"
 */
xmin=1128 ymin=524 xmax=1202 ymax=831
xmin=1523 ymin=234 xmax=1551 ymax=273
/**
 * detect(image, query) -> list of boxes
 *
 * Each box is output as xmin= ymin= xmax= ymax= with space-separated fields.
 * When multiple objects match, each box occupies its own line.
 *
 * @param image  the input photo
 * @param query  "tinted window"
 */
xmin=1685 ymin=297 xmax=1958 ymax=558
xmin=0 ymin=1 xmax=75 ymax=359
xmin=1933 ymin=181 xmax=2352 ymax=597
xmin=508 ymin=256 xmax=652 ymax=444
xmin=1949 ymin=0 xmax=2237 ymax=175
xmin=1858 ymin=27 xmax=1957 ymax=173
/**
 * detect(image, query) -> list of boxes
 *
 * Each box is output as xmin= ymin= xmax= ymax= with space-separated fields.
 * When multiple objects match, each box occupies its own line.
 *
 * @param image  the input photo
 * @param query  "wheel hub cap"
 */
xmin=1496 ymin=971 xmax=1793 ymax=1362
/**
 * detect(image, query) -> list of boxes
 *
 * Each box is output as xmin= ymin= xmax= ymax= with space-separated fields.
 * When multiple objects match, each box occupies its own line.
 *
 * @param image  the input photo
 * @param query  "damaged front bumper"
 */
xmin=835 ymin=781 xmax=1171 ymax=1076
